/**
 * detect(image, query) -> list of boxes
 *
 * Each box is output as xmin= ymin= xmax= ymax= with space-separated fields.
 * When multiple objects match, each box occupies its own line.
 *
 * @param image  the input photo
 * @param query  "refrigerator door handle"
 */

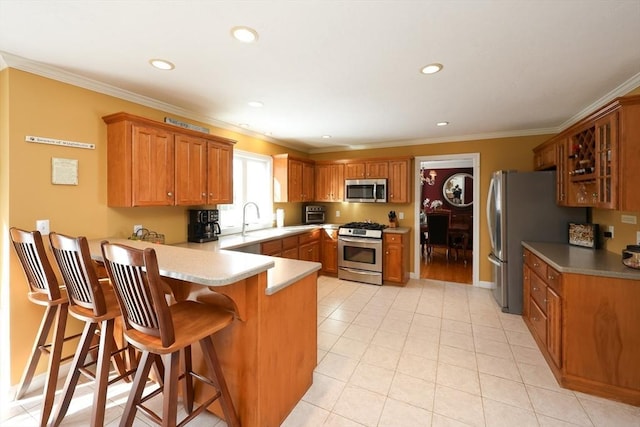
xmin=488 ymin=252 xmax=501 ymax=266
xmin=486 ymin=176 xmax=496 ymax=251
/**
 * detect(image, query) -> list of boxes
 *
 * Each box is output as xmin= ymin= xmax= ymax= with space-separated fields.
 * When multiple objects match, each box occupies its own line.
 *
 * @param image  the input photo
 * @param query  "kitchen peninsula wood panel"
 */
xmin=103 ymin=112 xmax=235 ymax=207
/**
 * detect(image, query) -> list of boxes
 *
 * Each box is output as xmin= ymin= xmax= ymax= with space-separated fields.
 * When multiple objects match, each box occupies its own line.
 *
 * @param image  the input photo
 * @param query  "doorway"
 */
xmin=414 ymin=154 xmax=480 ymax=286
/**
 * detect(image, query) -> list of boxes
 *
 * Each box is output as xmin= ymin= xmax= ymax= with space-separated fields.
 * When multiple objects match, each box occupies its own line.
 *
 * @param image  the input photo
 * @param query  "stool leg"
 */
xmin=182 ymin=345 xmax=194 ymax=414
xmin=50 ymin=321 xmax=97 ymax=427
xmin=14 ymin=305 xmax=58 ymax=400
xmin=40 ymin=304 xmax=68 ymax=427
xmin=200 ymin=336 xmax=240 ymax=427
xmin=91 ymin=319 xmax=115 ymax=427
xmin=162 ymin=352 xmax=180 ymax=427
xmin=120 ymin=351 xmax=155 ymax=427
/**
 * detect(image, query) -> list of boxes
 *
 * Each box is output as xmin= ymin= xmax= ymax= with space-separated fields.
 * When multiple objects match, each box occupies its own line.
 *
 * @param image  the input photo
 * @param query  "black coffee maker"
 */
xmin=188 ymin=209 xmax=221 ymax=243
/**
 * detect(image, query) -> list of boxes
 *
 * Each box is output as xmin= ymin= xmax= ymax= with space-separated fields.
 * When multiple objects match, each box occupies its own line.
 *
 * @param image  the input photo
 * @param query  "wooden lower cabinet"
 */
xmin=261 ymin=231 xmax=320 ymax=263
xmin=321 ymin=229 xmax=338 ymax=274
xmin=382 ymin=232 xmax=409 ymax=285
xmin=523 ymin=247 xmax=640 ymax=405
xmin=298 ymin=230 xmax=321 ymax=263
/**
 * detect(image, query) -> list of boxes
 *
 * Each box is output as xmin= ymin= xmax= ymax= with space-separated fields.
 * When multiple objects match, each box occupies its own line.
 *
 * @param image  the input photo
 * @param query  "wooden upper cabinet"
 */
xmin=533 ymin=140 xmax=556 ymax=171
xmin=388 ymin=159 xmax=410 ymax=203
xmin=108 ymin=121 xmax=176 ymax=207
xmin=538 ymin=94 xmax=640 ymax=210
xmin=315 ymin=163 xmax=344 ymax=202
xmin=175 ymin=134 xmax=207 ymax=206
xmin=344 ymin=160 xmax=388 ymax=179
xmin=207 ymin=141 xmax=233 ymax=204
xmin=273 ymin=154 xmax=315 ymax=202
xmin=103 ymin=112 xmax=235 ymax=207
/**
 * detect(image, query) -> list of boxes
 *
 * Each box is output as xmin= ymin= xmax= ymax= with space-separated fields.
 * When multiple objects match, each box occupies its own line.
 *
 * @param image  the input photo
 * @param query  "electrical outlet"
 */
xmin=605 ymin=225 xmax=614 ymax=239
xmin=133 ymin=224 xmax=143 ymax=233
xmin=335 ymin=210 xmax=340 ymax=218
xmin=398 ymin=212 xmax=405 ymax=220
xmin=637 ymin=231 xmax=640 ymax=245
xmin=36 ymin=219 xmax=50 ymax=235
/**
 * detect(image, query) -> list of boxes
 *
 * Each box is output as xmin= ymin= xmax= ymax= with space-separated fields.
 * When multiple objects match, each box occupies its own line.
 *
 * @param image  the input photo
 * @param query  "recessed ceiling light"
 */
xmin=322 ymin=135 xmax=332 ymax=139
xmin=231 ymin=26 xmax=259 ymax=43
xmin=248 ymin=101 xmax=264 ymax=108
xmin=149 ymin=59 xmax=175 ymax=70
xmin=420 ymin=63 xmax=443 ymax=74
xmin=239 ymin=123 xmax=250 ymax=128
xmin=436 ymin=121 xmax=449 ymax=127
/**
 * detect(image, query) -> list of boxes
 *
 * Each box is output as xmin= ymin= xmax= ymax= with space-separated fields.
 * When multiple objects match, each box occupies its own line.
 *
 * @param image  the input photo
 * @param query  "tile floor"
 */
xmin=3 ymin=276 xmax=640 ymax=426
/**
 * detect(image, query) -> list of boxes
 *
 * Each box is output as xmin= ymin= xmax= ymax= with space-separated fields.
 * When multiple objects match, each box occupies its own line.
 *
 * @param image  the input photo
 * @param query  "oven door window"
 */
xmin=343 ymin=245 xmax=377 ymax=265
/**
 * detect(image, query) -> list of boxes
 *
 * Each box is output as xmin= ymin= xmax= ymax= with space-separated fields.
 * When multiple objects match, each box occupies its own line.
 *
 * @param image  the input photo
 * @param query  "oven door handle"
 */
xmin=339 ymin=237 xmax=379 ymax=244
xmin=340 ymin=266 xmax=379 ymax=276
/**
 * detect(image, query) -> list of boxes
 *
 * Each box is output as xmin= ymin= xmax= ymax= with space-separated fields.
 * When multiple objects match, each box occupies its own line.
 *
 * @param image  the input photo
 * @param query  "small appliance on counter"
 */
xmin=622 ymin=245 xmax=640 ymax=269
xmin=302 ymin=205 xmax=326 ymax=224
xmin=188 ymin=209 xmax=221 ymax=243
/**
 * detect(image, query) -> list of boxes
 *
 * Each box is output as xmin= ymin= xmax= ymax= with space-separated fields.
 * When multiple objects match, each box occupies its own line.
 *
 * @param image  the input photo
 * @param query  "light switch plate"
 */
xmin=398 ymin=212 xmax=405 ymax=220
xmin=621 ymin=214 xmax=637 ymax=224
xmin=36 ymin=219 xmax=50 ymax=235
xmin=637 ymin=231 xmax=640 ymax=245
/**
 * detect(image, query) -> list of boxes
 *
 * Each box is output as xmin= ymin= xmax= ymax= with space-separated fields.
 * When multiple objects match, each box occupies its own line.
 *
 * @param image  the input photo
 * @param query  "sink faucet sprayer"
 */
xmin=242 ymin=202 xmax=261 ymax=236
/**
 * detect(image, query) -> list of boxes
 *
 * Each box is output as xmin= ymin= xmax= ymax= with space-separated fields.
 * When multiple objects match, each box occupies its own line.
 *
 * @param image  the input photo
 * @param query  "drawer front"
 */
xmin=298 ymin=229 xmax=321 ymax=245
xmin=261 ymin=239 xmax=282 ymax=255
xmin=546 ymin=266 xmax=562 ymax=295
xmin=530 ymin=273 xmax=548 ymax=314
xmin=529 ymin=253 xmax=548 ymax=280
xmin=384 ymin=233 xmax=403 ymax=244
xmin=282 ymin=235 xmax=299 ymax=250
xmin=529 ymin=299 xmax=547 ymax=346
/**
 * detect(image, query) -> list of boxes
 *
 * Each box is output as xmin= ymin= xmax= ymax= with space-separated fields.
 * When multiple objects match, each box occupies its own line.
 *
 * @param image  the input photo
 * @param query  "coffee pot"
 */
xmin=188 ymin=209 xmax=221 ymax=243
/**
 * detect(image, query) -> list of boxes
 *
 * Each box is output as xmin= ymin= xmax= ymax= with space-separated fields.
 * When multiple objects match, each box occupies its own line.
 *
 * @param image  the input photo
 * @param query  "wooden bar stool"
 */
xmin=9 ymin=228 xmax=81 ymax=427
xmin=47 ymin=232 xmax=138 ymax=427
xmin=100 ymin=241 xmax=240 ymax=427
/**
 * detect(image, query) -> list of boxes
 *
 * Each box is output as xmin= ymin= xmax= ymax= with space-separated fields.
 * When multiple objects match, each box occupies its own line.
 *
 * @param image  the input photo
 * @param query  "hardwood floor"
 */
xmin=419 ymin=246 xmax=472 ymax=284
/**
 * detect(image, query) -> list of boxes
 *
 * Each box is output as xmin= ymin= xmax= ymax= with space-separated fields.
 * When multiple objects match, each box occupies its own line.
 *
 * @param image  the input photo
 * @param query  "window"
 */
xmin=218 ymin=150 xmax=273 ymax=234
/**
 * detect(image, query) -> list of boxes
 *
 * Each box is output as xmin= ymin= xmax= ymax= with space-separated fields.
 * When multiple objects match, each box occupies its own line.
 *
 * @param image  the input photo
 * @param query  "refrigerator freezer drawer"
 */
xmin=488 ymin=253 xmax=508 ymax=311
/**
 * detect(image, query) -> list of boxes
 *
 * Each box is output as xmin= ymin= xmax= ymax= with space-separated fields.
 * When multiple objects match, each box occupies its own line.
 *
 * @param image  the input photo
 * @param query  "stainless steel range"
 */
xmin=338 ymin=222 xmax=386 ymax=285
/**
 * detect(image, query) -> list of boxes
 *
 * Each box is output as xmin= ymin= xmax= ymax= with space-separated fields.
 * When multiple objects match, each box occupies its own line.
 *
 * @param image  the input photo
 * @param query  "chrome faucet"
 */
xmin=242 ymin=202 xmax=261 ymax=236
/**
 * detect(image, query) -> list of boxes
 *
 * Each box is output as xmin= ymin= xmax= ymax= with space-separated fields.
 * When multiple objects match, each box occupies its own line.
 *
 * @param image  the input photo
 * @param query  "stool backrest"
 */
xmin=100 ymin=242 xmax=175 ymax=347
xmin=9 ymin=227 xmax=62 ymax=301
xmin=49 ymin=232 xmax=107 ymax=316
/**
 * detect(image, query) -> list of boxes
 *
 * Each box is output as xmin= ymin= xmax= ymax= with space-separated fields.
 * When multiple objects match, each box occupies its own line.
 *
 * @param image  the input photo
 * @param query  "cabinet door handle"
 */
xmin=533 ymin=262 xmax=539 ymax=267
xmin=532 ymin=317 xmax=538 ymax=321
xmin=167 ymin=192 xmax=173 ymax=197
xmin=532 ymin=287 xmax=538 ymax=291
xmin=202 ymin=192 xmax=206 ymax=197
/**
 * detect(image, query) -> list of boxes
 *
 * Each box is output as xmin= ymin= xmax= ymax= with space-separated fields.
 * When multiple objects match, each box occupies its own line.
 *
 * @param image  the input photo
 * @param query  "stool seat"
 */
xmin=125 ymin=301 xmax=233 ymax=355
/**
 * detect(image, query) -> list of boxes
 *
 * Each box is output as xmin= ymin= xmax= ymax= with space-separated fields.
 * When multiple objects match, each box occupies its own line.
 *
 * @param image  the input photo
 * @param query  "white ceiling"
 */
xmin=1 ymin=1 xmax=639 ymax=153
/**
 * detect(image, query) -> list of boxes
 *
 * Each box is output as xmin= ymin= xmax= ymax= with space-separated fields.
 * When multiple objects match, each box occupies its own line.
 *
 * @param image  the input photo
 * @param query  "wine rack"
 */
xmin=568 ymin=126 xmax=595 ymax=182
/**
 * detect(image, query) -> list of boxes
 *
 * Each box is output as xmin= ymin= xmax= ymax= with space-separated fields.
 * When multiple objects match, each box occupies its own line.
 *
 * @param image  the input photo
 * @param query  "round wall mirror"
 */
xmin=443 ymin=173 xmax=473 ymax=207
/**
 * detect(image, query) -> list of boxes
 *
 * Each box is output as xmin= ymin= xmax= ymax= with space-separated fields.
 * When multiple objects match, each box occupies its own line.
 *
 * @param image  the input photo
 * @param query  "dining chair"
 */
xmin=47 ymin=232 xmax=138 ymax=427
xmin=100 ymin=241 xmax=240 ymax=427
xmin=425 ymin=210 xmax=452 ymax=261
xmin=9 ymin=227 xmax=80 ymax=427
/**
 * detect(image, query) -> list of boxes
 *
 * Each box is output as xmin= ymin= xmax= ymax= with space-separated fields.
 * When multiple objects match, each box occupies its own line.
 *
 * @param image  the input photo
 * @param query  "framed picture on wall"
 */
xmin=568 ymin=222 xmax=599 ymax=248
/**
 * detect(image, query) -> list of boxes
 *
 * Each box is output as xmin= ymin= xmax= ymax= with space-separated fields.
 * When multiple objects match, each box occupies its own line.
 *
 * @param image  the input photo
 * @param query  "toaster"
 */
xmin=622 ymin=245 xmax=640 ymax=269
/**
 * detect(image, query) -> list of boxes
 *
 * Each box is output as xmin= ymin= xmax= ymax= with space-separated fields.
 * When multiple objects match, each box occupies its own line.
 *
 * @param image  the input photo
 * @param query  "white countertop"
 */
xmin=89 ymin=232 xmax=322 ymax=296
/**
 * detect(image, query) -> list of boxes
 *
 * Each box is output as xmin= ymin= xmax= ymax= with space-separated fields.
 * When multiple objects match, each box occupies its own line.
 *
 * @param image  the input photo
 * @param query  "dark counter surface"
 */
xmin=522 ymin=241 xmax=640 ymax=280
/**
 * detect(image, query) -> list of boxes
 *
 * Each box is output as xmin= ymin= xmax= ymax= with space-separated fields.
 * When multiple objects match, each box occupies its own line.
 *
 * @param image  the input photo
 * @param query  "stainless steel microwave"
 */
xmin=344 ymin=179 xmax=387 ymax=203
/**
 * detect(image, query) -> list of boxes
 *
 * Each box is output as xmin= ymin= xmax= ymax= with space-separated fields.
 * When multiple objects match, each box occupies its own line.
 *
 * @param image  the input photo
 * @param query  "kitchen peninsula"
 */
xmin=88 ymin=238 xmax=321 ymax=427
xmin=522 ymin=241 xmax=640 ymax=406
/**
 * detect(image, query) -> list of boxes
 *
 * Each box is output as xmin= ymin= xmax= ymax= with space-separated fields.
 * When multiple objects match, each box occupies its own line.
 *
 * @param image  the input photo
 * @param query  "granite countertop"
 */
xmin=522 ymin=241 xmax=640 ymax=281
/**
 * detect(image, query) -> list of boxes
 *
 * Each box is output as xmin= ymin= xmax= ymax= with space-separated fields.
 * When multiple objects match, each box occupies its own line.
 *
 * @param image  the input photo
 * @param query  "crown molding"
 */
xmin=307 ymin=127 xmax=559 ymax=154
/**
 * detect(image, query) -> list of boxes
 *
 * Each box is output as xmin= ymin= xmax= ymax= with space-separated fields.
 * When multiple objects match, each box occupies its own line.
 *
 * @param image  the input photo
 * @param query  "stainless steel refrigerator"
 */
xmin=486 ymin=170 xmax=586 ymax=314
